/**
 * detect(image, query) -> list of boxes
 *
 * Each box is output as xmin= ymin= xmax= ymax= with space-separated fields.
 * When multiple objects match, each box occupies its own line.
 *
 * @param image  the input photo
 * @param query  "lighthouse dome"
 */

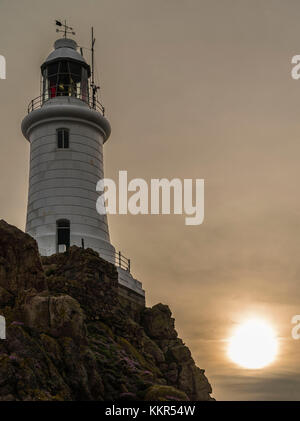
xmin=41 ymin=38 xmax=91 ymax=76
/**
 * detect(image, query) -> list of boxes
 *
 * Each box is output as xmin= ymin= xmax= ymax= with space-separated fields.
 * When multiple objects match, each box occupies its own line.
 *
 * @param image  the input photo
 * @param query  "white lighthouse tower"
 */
xmin=22 ymin=26 xmax=145 ymax=304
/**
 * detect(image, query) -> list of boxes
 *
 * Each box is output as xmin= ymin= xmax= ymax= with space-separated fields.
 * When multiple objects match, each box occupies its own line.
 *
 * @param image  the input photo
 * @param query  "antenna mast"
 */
xmin=91 ymin=27 xmax=95 ymax=87
xmin=91 ymin=27 xmax=99 ymax=109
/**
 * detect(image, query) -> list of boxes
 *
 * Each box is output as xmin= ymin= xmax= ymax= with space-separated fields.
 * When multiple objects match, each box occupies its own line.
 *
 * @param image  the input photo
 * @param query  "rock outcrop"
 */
xmin=0 ymin=220 xmax=213 ymax=401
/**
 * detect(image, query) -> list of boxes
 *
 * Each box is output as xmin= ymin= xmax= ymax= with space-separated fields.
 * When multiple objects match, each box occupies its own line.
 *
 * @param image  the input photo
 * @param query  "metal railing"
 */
xmin=96 ymin=248 xmax=131 ymax=272
xmin=41 ymin=245 xmax=131 ymax=272
xmin=117 ymin=250 xmax=131 ymax=272
xmin=27 ymin=85 xmax=105 ymax=116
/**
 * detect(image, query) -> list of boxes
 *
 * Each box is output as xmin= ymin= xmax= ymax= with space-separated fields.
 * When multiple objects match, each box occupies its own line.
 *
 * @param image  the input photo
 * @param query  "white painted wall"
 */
xmin=22 ymin=95 xmax=145 ymax=299
xmin=22 ymin=97 xmax=115 ymax=262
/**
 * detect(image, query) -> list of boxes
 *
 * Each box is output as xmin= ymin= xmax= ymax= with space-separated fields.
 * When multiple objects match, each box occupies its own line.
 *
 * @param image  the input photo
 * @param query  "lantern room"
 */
xmin=41 ymin=38 xmax=91 ymax=102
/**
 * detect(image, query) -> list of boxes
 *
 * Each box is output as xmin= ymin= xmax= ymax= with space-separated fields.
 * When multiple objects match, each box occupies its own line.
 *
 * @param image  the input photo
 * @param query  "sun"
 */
xmin=227 ymin=318 xmax=278 ymax=369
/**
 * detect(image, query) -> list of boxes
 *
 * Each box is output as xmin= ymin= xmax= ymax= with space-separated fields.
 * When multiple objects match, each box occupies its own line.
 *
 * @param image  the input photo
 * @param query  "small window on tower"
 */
xmin=57 ymin=129 xmax=69 ymax=149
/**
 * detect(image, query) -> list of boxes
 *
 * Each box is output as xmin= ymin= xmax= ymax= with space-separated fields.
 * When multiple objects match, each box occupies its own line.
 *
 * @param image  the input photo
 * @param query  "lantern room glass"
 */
xmin=42 ymin=60 xmax=89 ymax=102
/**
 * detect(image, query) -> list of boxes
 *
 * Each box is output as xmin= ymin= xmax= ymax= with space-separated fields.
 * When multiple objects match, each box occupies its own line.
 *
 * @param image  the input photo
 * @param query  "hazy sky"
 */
xmin=1 ymin=0 xmax=300 ymax=400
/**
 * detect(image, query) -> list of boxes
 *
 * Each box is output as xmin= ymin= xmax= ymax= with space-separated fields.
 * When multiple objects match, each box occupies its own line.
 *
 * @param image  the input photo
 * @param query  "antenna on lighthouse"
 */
xmin=91 ymin=27 xmax=100 ymax=109
xmin=55 ymin=20 xmax=76 ymax=38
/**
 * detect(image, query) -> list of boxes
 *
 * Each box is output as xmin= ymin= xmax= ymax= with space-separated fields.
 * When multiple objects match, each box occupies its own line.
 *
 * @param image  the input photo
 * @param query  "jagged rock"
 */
xmin=142 ymin=304 xmax=178 ymax=340
xmin=193 ymin=367 xmax=213 ymax=401
xmin=177 ymin=363 xmax=212 ymax=401
xmin=24 ymin=293 xmax=86 ymax=341
xmin=142 ymin=334 xmax=165 ymax=363
xmin=0 ymin=220 xmax=214 ymax=401
xmin=42 ymin=246 xmax=119 ymax=322
xmin=165 ymin=362 xmax=178 ymax=383
xmin=168 ymin=344 xmax=191 ymax=362
xmin=0 ymin=220 xmax=47 ymax=295
xmin=0 ymin=287 xmax=14 ymax=307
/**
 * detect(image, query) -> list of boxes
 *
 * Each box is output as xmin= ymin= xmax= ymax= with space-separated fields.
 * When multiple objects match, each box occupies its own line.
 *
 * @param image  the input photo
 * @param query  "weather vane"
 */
xmin=55 ymin=20 xmax=76 ymax=38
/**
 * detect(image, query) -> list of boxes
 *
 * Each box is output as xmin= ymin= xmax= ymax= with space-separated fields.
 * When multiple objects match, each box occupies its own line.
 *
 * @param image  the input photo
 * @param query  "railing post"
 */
xmin=119 ymin=251 xmax=121 ymax=268
xmin=128 ymin=259 xmax=131 ymax=273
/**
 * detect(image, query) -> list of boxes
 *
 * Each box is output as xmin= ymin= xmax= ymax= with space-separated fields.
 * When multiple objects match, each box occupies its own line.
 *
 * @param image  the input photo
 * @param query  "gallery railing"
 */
xmin=27 ymin=85 xmax=105 ymax=116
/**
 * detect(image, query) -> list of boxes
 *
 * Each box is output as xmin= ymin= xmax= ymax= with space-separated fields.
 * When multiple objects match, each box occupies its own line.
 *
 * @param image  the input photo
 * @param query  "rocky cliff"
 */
xmin=0 ymin=220 xmax=213 ymax=401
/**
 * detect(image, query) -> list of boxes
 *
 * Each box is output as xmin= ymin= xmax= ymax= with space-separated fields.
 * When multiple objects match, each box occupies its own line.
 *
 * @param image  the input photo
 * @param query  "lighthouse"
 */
xmin=21 ymin=25 xmax=145 ymax=304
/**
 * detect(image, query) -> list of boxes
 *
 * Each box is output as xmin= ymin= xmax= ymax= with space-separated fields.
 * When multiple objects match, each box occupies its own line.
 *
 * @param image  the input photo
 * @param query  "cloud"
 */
xmin=213 ymin=372 xmax=300 ymax=401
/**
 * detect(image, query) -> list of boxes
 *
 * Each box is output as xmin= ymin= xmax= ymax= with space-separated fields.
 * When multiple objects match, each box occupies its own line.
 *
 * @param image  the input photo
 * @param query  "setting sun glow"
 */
xmin=227 ymin=319 xmax=278 ymax=369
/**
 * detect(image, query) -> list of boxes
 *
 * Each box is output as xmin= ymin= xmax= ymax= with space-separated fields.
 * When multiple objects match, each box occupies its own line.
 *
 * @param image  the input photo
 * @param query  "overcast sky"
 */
xmin=1 ymin=0 xmax=300 ymax=400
